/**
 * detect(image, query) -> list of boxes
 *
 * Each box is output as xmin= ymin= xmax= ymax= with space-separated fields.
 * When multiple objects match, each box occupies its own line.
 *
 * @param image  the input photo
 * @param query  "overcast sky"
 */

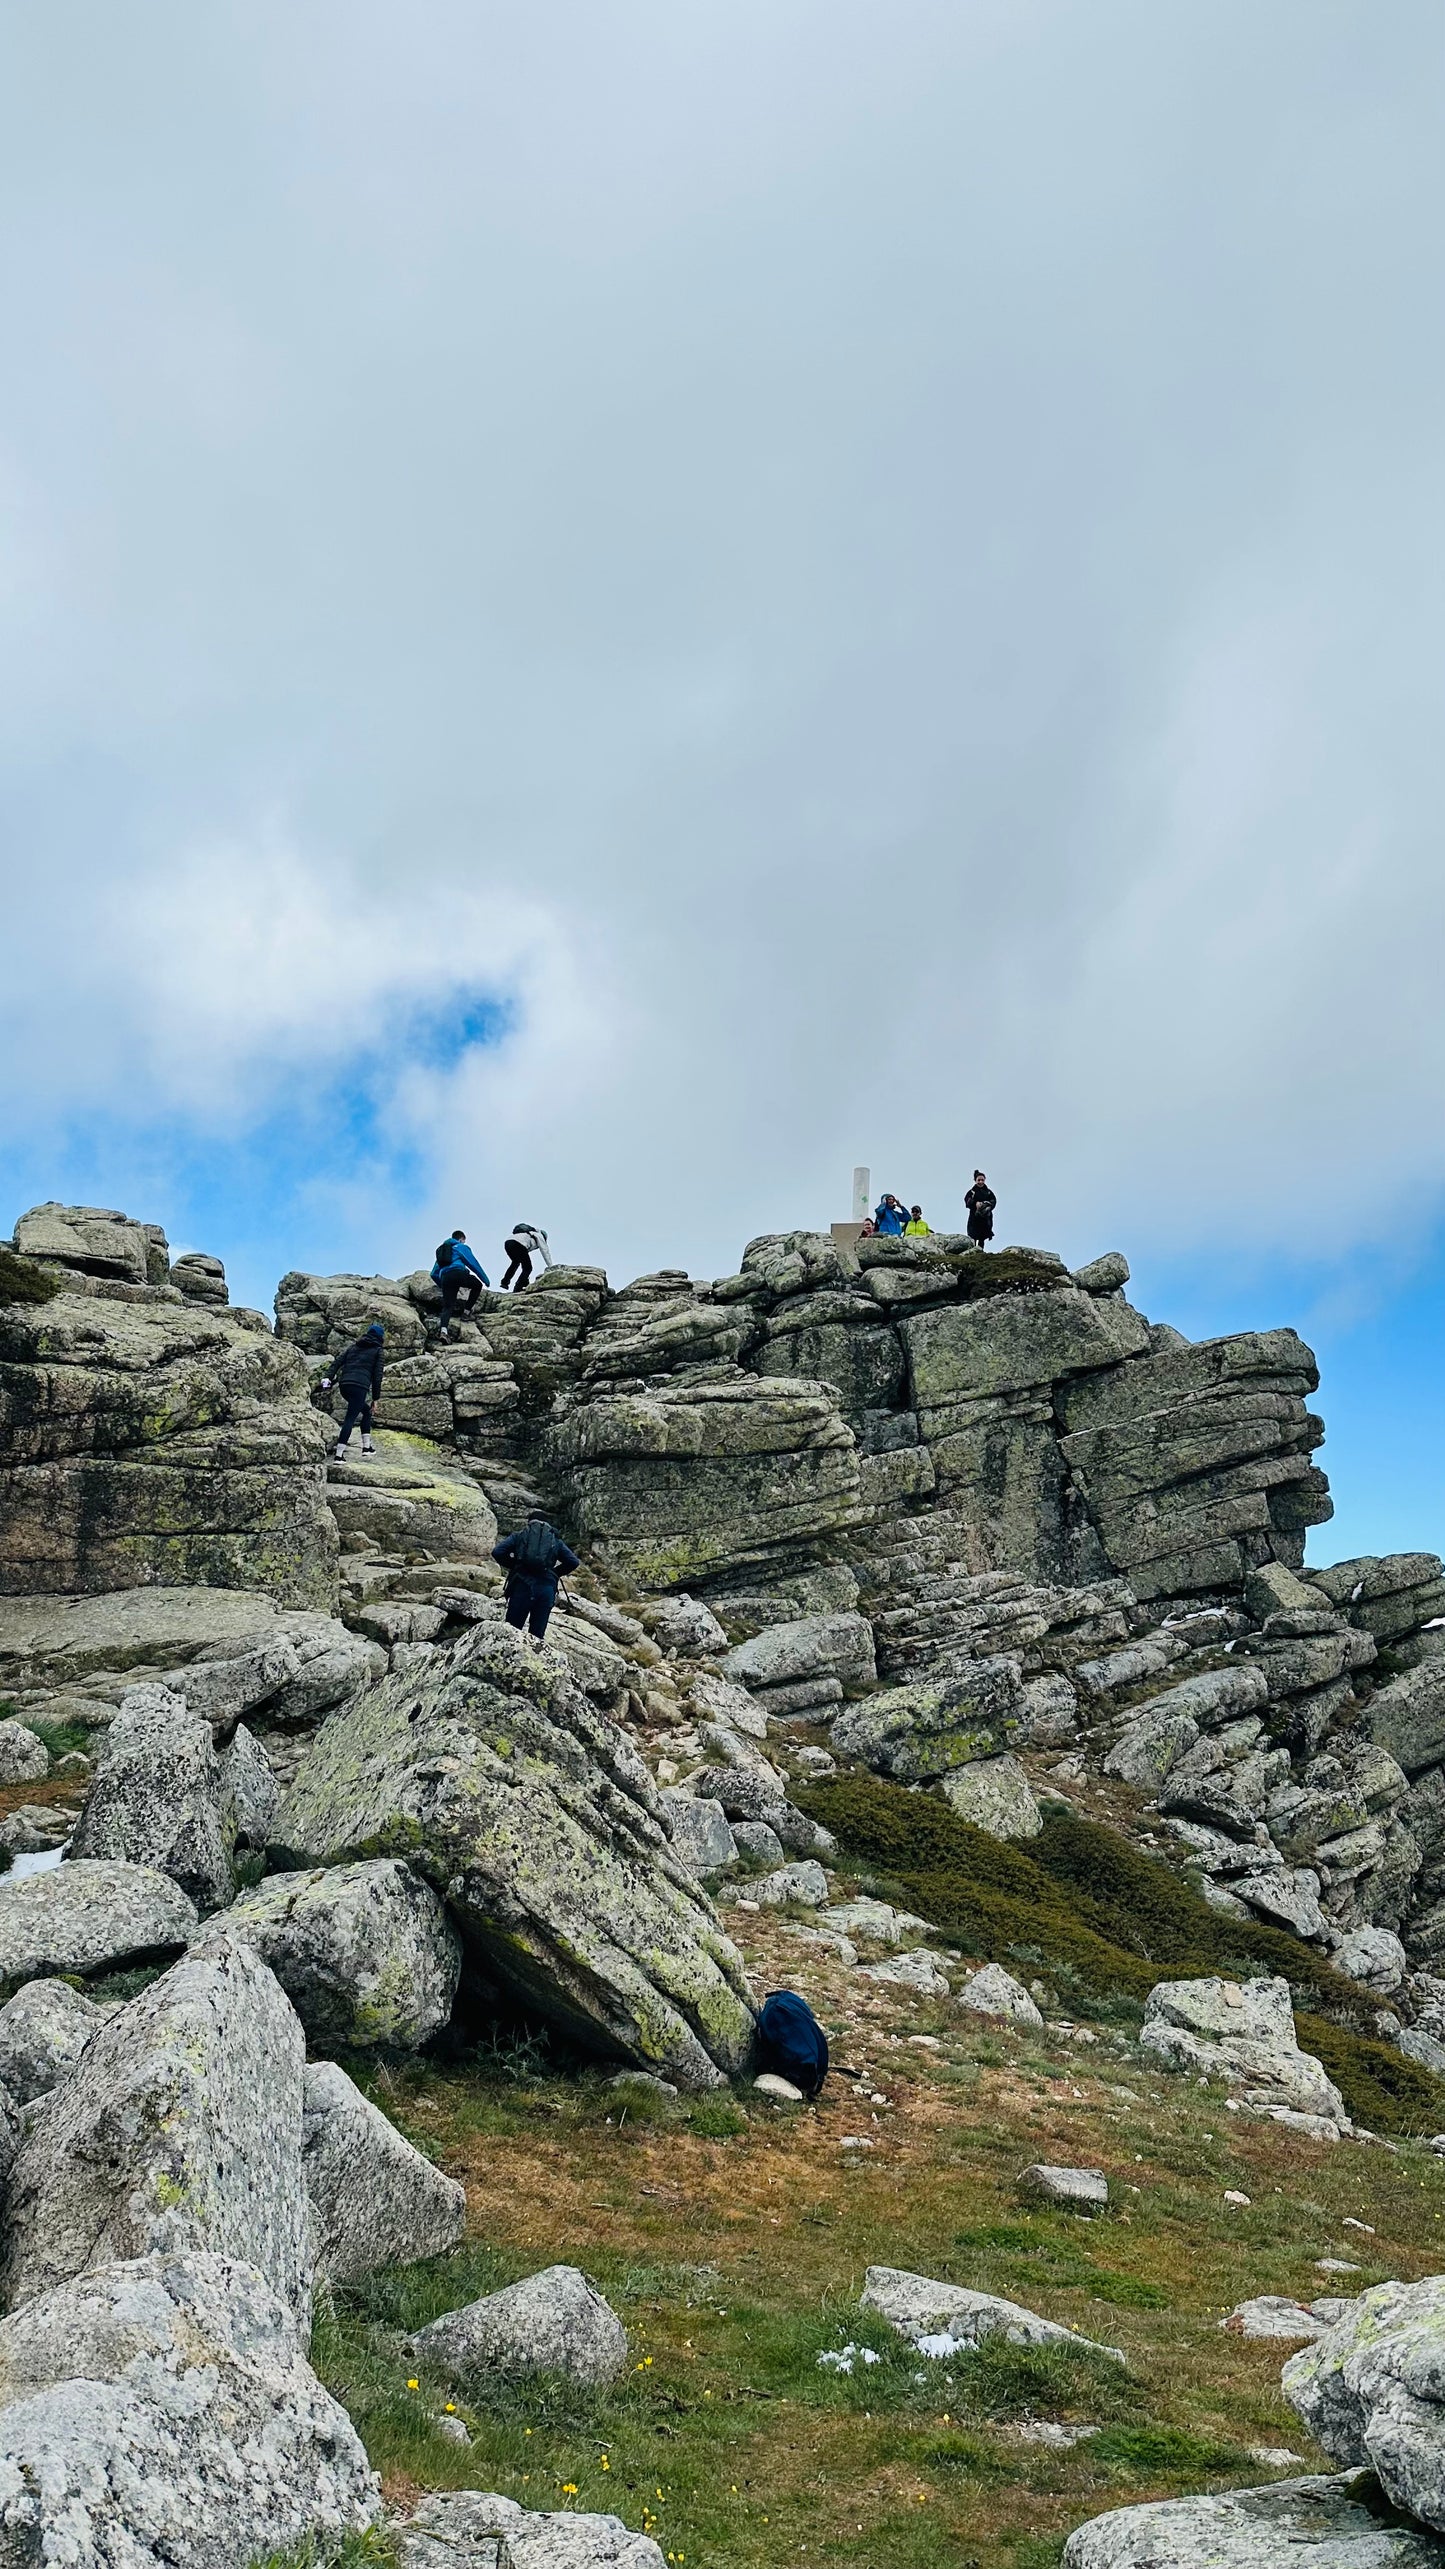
xmin=1 ymin=2 xmax=1441 ymax=1552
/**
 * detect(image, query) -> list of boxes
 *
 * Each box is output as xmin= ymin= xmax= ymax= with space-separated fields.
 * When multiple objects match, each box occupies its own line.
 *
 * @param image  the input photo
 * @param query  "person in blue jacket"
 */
xmin=873 ymin=1193 xmax=907 ymax=1236
xmin=431 ymin=1230 xmax=490 ymax=1340
xmin=492 ymin=1510 xmax=581 ymax=1647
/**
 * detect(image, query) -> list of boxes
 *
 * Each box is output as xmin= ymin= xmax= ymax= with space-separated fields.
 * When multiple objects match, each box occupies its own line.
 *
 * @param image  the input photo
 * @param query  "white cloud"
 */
xmin=0 ymin=0 xmax=1441 ymax=1290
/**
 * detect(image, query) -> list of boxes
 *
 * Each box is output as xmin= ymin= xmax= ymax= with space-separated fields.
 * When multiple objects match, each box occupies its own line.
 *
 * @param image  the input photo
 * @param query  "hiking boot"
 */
xmin=360 ymin=1438 xmax=375 ymax=1457
xmin=333 ymin=1443 xmax=348 ymax=1461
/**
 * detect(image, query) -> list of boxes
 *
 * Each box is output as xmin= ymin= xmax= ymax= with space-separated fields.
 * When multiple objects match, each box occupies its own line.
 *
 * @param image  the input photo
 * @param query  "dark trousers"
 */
xmin=505 ymin=1577 xmax=555 ymax=1640
xmin=337 ymin=1393 xmax=373 ymax=1445
xmin=439 ymin=1270 xmax=483 ymax=1325
xmin=501 ymin=1241 xmax=533 ymax=1291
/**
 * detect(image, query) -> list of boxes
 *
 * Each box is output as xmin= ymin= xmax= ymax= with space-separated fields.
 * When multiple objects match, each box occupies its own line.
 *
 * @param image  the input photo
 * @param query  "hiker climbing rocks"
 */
xmin=873 ymin=1194 xmax=907 ymax=1237
xmin=432 ymin=1230 xmax=489 ymax=1340
xmin=323 ymin=1322 xmax=384 ymax=1459
xmin=965 ymin=1171 xmax=997 ymax=1248
xmin=501 ymin=1222 xmax=551 ymax=1292
xmin=492 ymin=1508 xmax=580 ymax=1647
xmin=904 ymin=1205 xmax=932 ymax=1237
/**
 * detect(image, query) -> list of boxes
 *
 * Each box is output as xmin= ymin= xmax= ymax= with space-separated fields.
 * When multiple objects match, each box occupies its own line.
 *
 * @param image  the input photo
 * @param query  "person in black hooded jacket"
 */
xmin=322 ymin=1323 xmax=384 ymax=1459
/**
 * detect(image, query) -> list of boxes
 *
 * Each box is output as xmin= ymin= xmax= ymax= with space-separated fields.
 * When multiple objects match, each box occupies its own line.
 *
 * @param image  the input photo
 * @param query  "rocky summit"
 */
xmin=6 ymin=1198 xmax=1445 ymax=2564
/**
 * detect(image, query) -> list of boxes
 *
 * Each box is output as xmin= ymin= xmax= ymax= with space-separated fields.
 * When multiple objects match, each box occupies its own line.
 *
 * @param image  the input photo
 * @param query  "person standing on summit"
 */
xmin=431 ymin=1230 xmax=489 ymax=1340
xmin=873 ymin=1194 xmax=907 ymax=1237
xmin=965 ymin=1171 xmax=997 ymax=1248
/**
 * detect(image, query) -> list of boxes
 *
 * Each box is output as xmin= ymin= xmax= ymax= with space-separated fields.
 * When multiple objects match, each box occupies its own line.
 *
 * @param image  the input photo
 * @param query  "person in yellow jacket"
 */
xmin=904 ymin=1206 xmax=932 ymax=1237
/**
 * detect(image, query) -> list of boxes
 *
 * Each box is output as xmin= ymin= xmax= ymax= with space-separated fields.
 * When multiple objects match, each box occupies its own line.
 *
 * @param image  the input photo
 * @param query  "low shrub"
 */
xmin=802 ymin=1776 xmax=1445 ymax=2135
xmin=0 ymin=1246 xmax=59 ymax=1306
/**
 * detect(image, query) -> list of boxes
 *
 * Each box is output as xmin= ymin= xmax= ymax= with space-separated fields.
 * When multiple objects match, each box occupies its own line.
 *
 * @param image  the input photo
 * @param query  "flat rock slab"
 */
xmin=0 ymin=2251 xmax=378 ymax=2569
xmin=1063 ymin=2470 xmax=1445 ymax=2566
xmin=858 ymin=1948 xmax=951 ymax=1997
xmin=399 ymin=2489 xmax=665 ymax=2569
xmin=862 ymin=2266 xmax=1123 ymax=2363
xmin=273 ymin=1629 xmax=756 ymax=2092
xmin=1021 ymin=2164 xmax=1109 ymax=2212
xmin=0 ymin=1587 xmax=286 ymax=1689
xmin=413 ymin=2264 xmax=628 ymax=2388
xmin=0 ymin=1940 xmax=312 ymax=2322
xmin=194 ymin=1858 xmax=461 ymax=2051
xmin=303 ymin=2061 xmax=465 ymax=2285
xmin=0 ymin=1859 xmax=197 ymax=2001
xmin=1224 ymin=2295 xmax=1333 ymax=2341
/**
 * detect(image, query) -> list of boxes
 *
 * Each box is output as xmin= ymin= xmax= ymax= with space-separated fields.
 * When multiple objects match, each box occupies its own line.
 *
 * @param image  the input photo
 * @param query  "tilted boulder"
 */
xmin=862 ymin=2265 xmax=1123 ymax=2363
xmin=399 ymin=2489 xmax=665 ymax=2569
xmin=272 ymin=1628 xmax=755 ymax=2091
xmin=0 ymin=1263 xmax=336 ymax=1605
xmin=220 ymin=1720 xmax=279 ymax=1848
xmin=193 ymin=1858 xmax=461 ymax=2051
xmin=0 ymin=1719 xmax=47 ymax=1785
xmin=303 ymin=2061 xmax=465 ymax=2284
xmin=721 ymin=1611 xmax=876 ymax=1697
xmin=412 ymin=2264 xmax=628 ymax=2387
xmin=0 ymin=1859 xmax=197 ymax=2003
xmin=0 ymin=2251 xmax=378 ymax=2567
xmin=939 ymin=1753 xmax=1043 ymax=1839
xmin=1062 ymin=2472 xmax=1443 ymax=2568
xmin=67 ymin=1683 xmax=235 ymax=1912
xmin=1283 ymin=2276 xmax=1445 ymax=2533
xmin=0 ymin=1978 xmax=106 ymax=2105
xmin=0 ymin=1940 xmax=312 ymax=2322
xmin=1140 ymin=1974 xmax=1350 ymax=2133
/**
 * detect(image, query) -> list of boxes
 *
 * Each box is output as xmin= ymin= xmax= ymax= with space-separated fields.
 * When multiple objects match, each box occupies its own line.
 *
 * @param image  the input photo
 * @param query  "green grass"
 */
xmin=22 ymin=1717 xmax=93 ymax=1760
xmin=248 ymin=2538 xmax=398 ymax=2569
xmin=802 ymin=1777 xmax=1445 ymax=2136
xmin=1088 ymin=2424 xmax=1254 ymax=2480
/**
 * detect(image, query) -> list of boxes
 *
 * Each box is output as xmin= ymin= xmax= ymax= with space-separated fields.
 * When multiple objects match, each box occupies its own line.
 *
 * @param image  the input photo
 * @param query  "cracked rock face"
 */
xmin=0 ymin=1940 xmax=312 ymax=2323
xmin=0 ymin=1275 xmax=336 ymax=1605
xmin=1140 ymin=1974 xmax=1350 ymax=2130
xmin=0 ymin=2251 xmax=378 ymax=2569
xmin=68 ymin=1684 xmax=236 ymax=1912
xmin=272 ymin=1628 xmax=756 ymax=2091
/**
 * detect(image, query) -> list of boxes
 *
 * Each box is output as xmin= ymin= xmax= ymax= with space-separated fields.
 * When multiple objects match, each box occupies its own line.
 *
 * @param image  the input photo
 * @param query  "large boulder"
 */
xmin=0 ymin=1978 xmax=106 ymax=2104
xmin=0 ymin=2250 xmax=378 ymax=2567
xmin=1369 ymin=1663 xmax=1445 ymax=1778
xmin=272 ymin=1627 xmax=756 ymax=2091
xmin=398 ymin=2489 xmax=665 ymax=2569
xmin=1062 ymin=2472 xmax=1444 ymax=2567
xmin=939 ymin=1753 xmax=1043 ymax=1838
xmin=832 ymin=1659 xmax=1022 ymax=1781
xmin=0 ymin=1859 xmax=197 ymax=2001
xmin=326 ymin=1432 xmax=498 ymax=1561
xmin=0 ymin=1272 xmax=336 ymax=1605
xmin=0 ymin=1940 xmax=312 ymax=2322
xmin=0 ymin=1720 xmax=47 ymax=1785
xmin=545 ymin=1367 xmax=865 ymax=1588
xmin=0 ymin=1583 xmax=364 ymax=1698
xmin=67 ymin=1684 xmax=235 ymax=1911
xmin=412 ymin=2264 xmax=627 ymax=2387
xmin=1140 ymin=1974 xmax=1349 ymax=2132
xmin=303 ymin=2061 xmax=465 ymax=2284
xmin=1283 ymin=2276 xmax=1445 ymax=2533
xmin=195 ymin=1858 xmax=461 ymax=2050
xmin=720 ymin=1612 xmax=876 ymax=1697
xmin=11 ymin=1201 xmax=170 ymax=1287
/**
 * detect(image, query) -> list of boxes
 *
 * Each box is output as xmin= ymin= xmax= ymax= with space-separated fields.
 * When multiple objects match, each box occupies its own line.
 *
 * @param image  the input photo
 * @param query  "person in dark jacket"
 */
xmin=322 ymin=1323 xmax=385 ymax=1459
xmin=431 ymin=1231 xmax=490 ymax=1340
xmin=492 ymin=1510 xmax=581 ymax=1647
xmin=965 ymin=1171 xmax=997 ymax=1248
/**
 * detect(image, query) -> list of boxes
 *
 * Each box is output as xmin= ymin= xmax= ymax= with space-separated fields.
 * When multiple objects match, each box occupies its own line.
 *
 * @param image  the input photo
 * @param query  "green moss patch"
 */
xmin=0 ymin=1245 xmax=60 ymax=1306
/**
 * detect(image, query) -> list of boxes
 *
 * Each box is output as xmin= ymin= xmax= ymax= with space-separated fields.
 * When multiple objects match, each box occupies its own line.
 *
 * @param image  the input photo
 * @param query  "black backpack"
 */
xmin=514 ymin=1518 xmax=558 ymax=1575
xmin=755 ymin=1991 xmax=829 ymax=2097
xmin=435 ymin=1238 xmax=456 ymax=1268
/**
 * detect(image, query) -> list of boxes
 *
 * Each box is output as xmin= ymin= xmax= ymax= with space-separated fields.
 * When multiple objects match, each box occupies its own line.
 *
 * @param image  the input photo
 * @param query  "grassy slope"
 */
xmin=324 ymin=1890 xmax=1445 ymax=2569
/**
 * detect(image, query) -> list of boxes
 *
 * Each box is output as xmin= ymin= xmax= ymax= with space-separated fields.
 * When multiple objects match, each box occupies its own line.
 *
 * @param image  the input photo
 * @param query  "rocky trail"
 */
xmin=3 ymin=1199 xmax=1445 ymax=2563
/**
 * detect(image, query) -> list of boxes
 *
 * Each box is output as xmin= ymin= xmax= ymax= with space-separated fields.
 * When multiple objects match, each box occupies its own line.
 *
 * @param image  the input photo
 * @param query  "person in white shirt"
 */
xmin=501 ymin=1222 xmax=551 ymax=1292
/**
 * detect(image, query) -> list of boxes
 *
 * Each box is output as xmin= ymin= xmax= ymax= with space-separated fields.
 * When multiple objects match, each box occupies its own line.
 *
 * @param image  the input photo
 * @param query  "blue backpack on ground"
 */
xmin=755 ymin=1991 xmax=829 ymax=2097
